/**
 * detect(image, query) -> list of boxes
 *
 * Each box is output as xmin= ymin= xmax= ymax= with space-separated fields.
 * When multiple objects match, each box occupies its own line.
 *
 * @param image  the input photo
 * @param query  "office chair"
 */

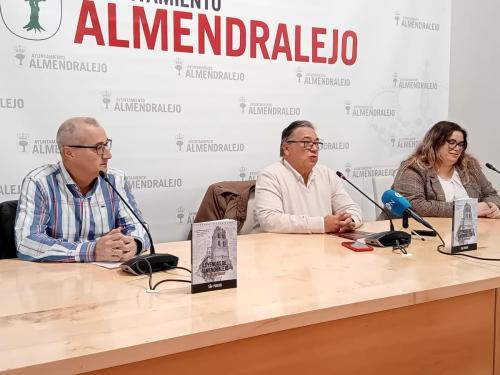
xmin=0 ymin=200 xmax=18 ymax=259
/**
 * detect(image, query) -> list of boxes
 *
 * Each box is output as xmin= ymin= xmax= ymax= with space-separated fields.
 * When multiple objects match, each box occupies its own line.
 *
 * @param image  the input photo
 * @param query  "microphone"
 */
xmin=99 ymin=171 xmax=178 ymax=275
xmin=335 ymin=171 xmax=411 ymax=248
xmin=381 ymin=190 xmax=434 ymax=230
xmin=486 ymin=163 xmax=500 ymax=174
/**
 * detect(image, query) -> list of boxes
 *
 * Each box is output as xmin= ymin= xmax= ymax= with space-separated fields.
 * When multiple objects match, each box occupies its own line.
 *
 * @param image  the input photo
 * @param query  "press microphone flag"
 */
xmin=381 ymin=189 xmax=433 ymax=230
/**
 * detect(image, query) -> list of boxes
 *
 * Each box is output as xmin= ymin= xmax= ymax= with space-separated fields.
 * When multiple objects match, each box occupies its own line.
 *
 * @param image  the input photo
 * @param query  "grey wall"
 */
xmin=449 ymin=0 xmax=500 ymax=188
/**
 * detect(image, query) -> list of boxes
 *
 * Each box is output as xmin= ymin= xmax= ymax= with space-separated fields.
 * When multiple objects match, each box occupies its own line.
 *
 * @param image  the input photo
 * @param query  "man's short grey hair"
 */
xmin=280 ymin=120 xmax=315 ymax=156
xmin=56 ymin=117 xmax=100 ymax=151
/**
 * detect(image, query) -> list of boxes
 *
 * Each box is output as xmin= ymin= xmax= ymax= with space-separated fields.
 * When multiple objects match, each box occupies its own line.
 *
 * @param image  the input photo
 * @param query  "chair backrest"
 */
xmin=371 ymin=176 xmax=394 ymax=219
xmin=239 ymin=189 xmax=256 ymax=235
xmin=0 ymin=200 xmax=18 ymax=259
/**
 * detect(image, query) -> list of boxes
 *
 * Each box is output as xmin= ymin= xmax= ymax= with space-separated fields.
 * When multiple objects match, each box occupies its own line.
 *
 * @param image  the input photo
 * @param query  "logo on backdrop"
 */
xmin=295 ymin=67 xmax=350 ymax=87
xmin=393 ymin=11 xmax=439 ymax=31
xmin=16 ymin=133 xmax=59 ymax=155
xmin=175 ymin=134 xmax=184 ymax=151
xmin=101 ymin=91 xmax=181 ymax=113
xmin=1 ymin=97 xmax=24 ymax=110
xmin=0 ymin=0 xmax=62 ymax=40
xmin=344 ymin=100 xmax=396 ymax=117
xmin=390 ymin=135 xmax=419 ymax=149
xmin=237 ymin=166 xmax=258 ymax=181
xmin=0 ymin=183 xmax=21 ymax=197
xmin=126 ymin=176 xmax=183 ymax=190
xmin=174 ymin=59 xmax=245 ymax=81
xmin=13 ymin=45 xmax=108 ymax=73
xmin=344 ymin=164 xmax=398 ymax=179
xmin=239 ymin=97 xmax=301 ymax=116
xmin=175 ymin=206 xmax=197 ymax=225
xmin=392 ymin=72 xmax=438 ymax=90
xmin=175 ymin=134 xmax=245 ymax=153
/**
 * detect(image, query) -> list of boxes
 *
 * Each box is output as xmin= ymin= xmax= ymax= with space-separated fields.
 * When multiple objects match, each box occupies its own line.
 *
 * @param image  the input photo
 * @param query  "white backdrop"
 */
xmin=0 ymin=0 xmax=451 ymax=241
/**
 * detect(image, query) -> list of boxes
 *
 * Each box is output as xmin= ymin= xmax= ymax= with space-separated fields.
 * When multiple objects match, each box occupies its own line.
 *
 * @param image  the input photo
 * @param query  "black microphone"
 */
xmin=335 ymin=171 xmax=411 ymax=248
xmin=99 ymin=171 xmax=178 ymax=275
xmin=486 ymin=163 xmax=500 ymax=174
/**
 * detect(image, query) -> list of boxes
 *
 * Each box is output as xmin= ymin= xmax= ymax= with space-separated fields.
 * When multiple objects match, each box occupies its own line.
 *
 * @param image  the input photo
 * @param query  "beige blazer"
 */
xmin=391 ymin=163 xmax=500 ymax=217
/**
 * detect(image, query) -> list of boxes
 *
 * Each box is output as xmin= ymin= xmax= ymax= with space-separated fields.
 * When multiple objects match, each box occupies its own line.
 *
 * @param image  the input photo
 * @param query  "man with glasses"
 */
xmin=15 ymin=117 xmax=151 ymax=262
xmin=254 ymin=120 xmax=362 ymax=234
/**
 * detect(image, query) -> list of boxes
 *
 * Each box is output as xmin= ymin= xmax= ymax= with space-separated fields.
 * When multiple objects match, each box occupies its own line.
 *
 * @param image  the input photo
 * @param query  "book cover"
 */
xmin=451 ymin=198 xmax=478 ymax=253
xmin=191 ymin=219 xmax=237 ymax=293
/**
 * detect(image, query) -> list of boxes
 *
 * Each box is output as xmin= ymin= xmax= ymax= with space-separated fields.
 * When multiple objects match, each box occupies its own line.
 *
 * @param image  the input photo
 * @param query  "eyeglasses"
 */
xmin=66 ymin=139 xmax=112 ymax=155
xmin=287 ymin=140 xmax=324 ymax=151
xmin=445 ymin=139 xmax=466 ymax=150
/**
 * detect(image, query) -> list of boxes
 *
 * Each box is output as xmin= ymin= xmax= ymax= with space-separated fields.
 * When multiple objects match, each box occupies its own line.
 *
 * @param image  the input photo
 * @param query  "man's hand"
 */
xmin=95 ymin=228 xmax=132 ymax=262
xmin=324 ymin=212 xmax=355 ymax=233
xmin=121 ymin=236 xmax=138 ymax=261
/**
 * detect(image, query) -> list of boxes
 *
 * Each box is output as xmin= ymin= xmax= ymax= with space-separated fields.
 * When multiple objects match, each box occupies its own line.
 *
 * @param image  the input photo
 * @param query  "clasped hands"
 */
xmin=95 ymin=228 xmax=137 ymax=262
xmin=478 ymin=202 xmax=500 ymax=219
xmin=324 ymin=212 xmax=355 ymax=233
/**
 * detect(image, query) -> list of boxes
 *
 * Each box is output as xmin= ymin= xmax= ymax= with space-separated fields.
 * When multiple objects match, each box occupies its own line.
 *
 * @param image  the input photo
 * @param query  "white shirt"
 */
xmin=437 ymin=168 xmax=469 ymax=202
xmin=254 ymin=160 xmax=363 ymax=233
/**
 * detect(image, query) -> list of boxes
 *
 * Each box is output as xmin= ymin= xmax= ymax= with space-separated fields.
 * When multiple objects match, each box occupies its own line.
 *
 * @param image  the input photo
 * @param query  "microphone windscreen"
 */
xmin=98 ymin=170 xmax=107 ymax=179
xmin=336 ymin=171 xmax=345 ymax=179
xmin=486 ymin=163 xmax=494 ymax=170
xmin=381 ymin=189 xmax=410 ymax=217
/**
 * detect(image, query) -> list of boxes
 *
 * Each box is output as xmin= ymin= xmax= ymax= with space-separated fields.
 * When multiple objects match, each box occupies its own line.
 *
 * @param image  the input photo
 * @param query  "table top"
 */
xmin=2 ymin=218 xmax=500 ymax=374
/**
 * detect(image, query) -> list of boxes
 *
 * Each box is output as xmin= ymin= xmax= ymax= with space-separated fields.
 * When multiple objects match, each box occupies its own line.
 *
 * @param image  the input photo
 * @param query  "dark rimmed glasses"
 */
xmin=286 ymin=140 xmax=324 ymax=151
xmin=445 ymin=139 xmax=466 ymax=150
xmin=66 ymin=139 xmax=112 ymax=155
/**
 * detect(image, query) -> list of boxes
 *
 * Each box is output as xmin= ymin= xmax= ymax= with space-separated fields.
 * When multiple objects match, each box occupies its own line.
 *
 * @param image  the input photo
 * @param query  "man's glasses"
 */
xmin=287 ymin=140 xmax=324 ymax=151
xmin=66 ymin=139 xmax=112 ymax=155
xmin=445 ymin=139 xmax=466 ymax=150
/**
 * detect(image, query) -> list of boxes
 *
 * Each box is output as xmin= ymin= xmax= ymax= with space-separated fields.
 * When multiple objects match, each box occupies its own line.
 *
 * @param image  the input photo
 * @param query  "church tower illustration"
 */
xmin=457 ymin=202 xmax=475 ymax=244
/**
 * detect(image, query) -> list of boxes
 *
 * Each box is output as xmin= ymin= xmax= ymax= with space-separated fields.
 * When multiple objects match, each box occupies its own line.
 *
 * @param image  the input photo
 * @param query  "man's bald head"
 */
xmin=56 ymin=117 xmax=101 ymax=151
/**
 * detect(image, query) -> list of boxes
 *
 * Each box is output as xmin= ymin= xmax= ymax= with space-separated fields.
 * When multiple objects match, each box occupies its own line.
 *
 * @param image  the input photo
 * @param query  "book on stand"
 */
xmin=451 ymin=198 xmax=478 ymax=253
xmin=191 ymin=219 xmax=237 ymax=293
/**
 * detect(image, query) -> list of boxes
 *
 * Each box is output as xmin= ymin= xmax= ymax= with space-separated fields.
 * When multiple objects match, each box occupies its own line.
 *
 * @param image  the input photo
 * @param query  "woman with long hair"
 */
xmin=392 ymin=121 xmax=500 ymax=218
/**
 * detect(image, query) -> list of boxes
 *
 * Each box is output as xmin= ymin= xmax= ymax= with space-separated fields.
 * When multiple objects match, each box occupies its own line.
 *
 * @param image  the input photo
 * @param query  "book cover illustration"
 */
xmin=191 ymin=219 xmax=237 ymax=293
xmin=451 ymin=198 xmax=477 ymax=253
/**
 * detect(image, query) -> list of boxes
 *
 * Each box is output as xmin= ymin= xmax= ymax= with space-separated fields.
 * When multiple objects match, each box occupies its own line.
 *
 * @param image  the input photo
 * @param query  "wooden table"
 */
xmin=2 ymin=218 xmax=500 ymax=374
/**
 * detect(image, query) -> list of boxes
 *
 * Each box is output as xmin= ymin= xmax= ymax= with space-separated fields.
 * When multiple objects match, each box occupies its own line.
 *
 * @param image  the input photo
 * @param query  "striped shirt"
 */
xmin=15 ymin=162 xmax=150 ymax=262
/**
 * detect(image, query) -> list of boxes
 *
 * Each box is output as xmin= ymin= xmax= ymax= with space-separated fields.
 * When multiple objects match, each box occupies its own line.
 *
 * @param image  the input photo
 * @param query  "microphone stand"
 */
xmin=402 ymin=212 xmax=425 ymax=241
xmin=99 ymin=171 xmax=179 ymax=275
xmin=336 ymin=171 xmax=411 ymax=248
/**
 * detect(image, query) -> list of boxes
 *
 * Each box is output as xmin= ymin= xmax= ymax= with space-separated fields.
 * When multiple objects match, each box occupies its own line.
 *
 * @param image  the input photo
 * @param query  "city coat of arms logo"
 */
xmin=0 ymin=0 xmax=62 ymax=40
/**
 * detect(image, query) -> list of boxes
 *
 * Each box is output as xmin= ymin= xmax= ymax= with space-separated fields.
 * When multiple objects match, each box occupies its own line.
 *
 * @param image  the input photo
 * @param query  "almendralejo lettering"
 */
xmin=352 ymin=169 xmax=397 ymax=178
xmin=352 ymin=107 xmax=396 ymax=117
xmin=185 ymin=69 xmax=245 ymax=81
xmin=186 ymin=143 xmax=244 ymax=152
xmin=127 ymin=178 xmax=182 ymax=189
xmin=248 ymin=106 xmax=300 ymax=115
xmin=29 ymin=58 xmax=108 ymax=73
xmin=114 ymin=102 xmax=181 ymax=112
